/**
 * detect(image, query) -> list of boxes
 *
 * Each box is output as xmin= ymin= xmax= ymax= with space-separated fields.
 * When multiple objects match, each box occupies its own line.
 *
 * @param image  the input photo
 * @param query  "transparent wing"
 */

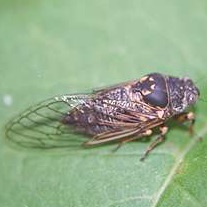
xmin=5 ymin=92 xmax=163 ymax=150
xmin=5 ymin=94 xmax=92 ymax=149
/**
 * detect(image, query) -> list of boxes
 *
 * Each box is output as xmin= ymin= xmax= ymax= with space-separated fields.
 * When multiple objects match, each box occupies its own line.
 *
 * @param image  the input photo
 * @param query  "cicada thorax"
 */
xmin=136 ymin=73 xmax=169 ymax=108
xmin=130 ymin=73 xmax=174 ymax=119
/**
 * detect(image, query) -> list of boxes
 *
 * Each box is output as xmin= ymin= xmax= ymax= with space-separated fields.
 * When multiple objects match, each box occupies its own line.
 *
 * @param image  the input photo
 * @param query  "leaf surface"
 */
xmin=0 ymin=0 xmax=207 ymax=206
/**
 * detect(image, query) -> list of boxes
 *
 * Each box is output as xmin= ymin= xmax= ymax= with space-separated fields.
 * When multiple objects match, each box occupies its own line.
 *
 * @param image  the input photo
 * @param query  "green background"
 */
xmin=1 ymin=0 xmax=207 ymax=206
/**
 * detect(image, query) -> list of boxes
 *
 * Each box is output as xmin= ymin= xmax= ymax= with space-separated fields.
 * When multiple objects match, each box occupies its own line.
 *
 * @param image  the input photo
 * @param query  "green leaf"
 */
xmin=0 ymin=0 xmax=207 ymax=207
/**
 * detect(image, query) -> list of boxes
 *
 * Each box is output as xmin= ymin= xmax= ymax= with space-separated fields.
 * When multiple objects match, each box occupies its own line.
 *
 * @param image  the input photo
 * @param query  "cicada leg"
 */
xmin=112 ymin=129 xmax=153 ymax=153
xmin=140 ymin=125 xmax=168 ymax=161
xmin=174 ymin=112 xmax=195 ymax=135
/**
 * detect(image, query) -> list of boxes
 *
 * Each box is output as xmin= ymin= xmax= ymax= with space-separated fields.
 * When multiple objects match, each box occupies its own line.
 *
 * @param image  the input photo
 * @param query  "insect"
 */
xmin=5 ymin=73 xmax=200 ymax=160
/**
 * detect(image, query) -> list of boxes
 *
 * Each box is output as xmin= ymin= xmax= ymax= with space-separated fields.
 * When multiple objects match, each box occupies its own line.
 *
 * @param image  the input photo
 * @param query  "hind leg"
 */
xmin=112 ymin=129 xmax=153 ymax=152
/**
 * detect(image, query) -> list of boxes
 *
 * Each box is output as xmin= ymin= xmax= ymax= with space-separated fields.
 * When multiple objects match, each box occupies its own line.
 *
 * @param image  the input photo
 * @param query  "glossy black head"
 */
xmin=138 ymin=73 xmax=168 ymax=108
xmin=168 ymin=76 xmax=200 ymax=113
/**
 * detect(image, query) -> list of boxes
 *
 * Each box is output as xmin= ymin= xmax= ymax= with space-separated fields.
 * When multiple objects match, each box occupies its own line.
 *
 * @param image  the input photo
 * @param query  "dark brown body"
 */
xmin=5 ymin=73 xmax=199 ymax=159
xmin=62 ymin=73 xmax=199 ymax=148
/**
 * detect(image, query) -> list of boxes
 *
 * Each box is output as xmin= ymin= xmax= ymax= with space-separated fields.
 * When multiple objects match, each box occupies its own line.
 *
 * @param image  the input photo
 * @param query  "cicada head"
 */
xmin=168 ymin=76 xmax=200 ymax=113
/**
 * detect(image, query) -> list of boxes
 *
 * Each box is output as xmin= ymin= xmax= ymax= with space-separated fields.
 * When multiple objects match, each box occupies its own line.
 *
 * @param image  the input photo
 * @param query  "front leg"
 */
xmin=174 ymin=112 xmax=195 ymax=135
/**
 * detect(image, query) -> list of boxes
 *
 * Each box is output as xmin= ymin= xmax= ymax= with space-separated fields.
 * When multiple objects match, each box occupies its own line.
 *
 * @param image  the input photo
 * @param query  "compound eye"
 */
xmin=140 ymin=74 xmax=168 ymax=108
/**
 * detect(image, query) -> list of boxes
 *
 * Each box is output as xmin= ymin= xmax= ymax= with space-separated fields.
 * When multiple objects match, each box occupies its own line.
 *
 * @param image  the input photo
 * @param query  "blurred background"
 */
xmin=1 ymin=1 xmax=207 ymax=207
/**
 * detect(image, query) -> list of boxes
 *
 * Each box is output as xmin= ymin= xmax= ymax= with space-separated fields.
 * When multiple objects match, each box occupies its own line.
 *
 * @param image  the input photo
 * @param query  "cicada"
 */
xmin=5 ymin=73 xmax=200 ymax=160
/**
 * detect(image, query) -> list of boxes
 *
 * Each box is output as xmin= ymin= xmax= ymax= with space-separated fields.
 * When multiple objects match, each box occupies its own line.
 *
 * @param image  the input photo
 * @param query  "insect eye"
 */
xmin=140 ymin=74 xmax=168 ymax=108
